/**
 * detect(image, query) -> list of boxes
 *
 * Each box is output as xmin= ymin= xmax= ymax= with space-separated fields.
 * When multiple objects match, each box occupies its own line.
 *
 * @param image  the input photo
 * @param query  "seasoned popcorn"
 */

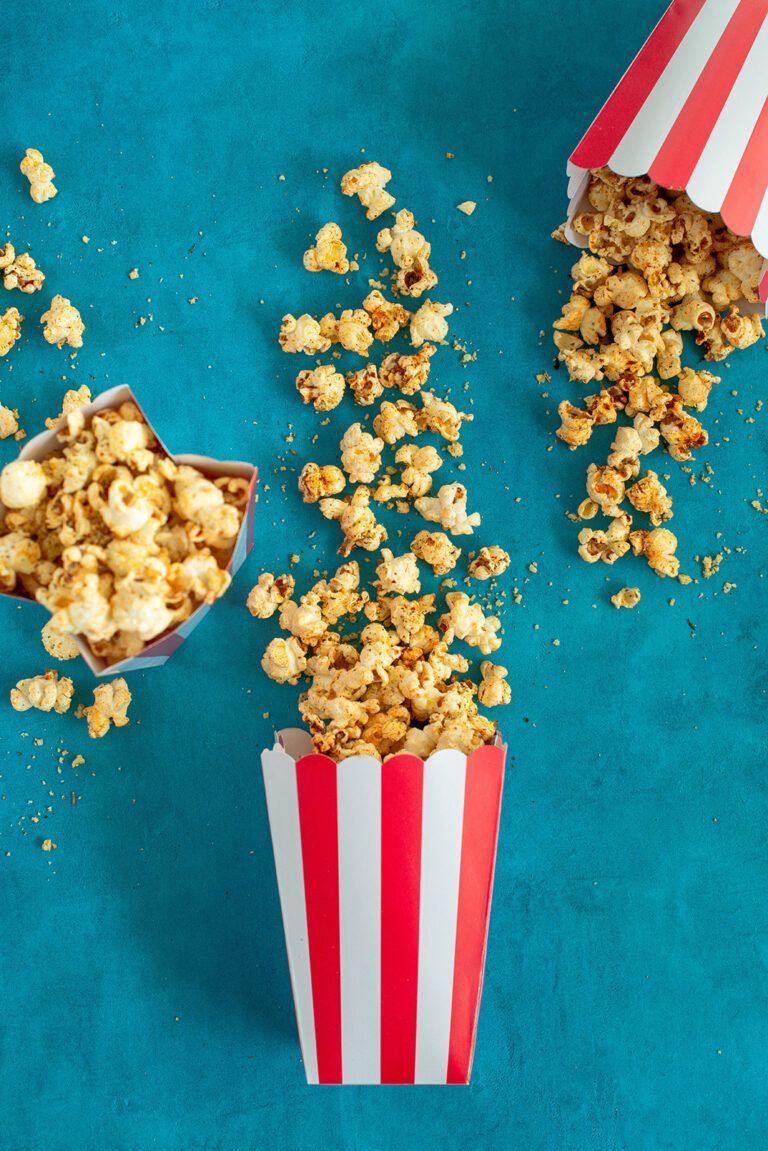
xmin=40 ymin=295 xmax=84 ymax=349
xmin=340 ymin=161 xmax=395 ymax=220
xmin=439 ymin=592 xmax=502 ymax=654
xmin=373 ymin=398 xmax=420 ymax=444
xmin=340 ymin=423 xmax=384 ymax=484
xmin=303 ymin=222 xmax=349 ymax=275
xmin=577 ymin=512 xmax=632 ymax=565
xmin=676 ymin=367 xmax=718 ymax=411
xmin=418 ymin=390 xmax=473 ymax=442
xmin=82 ymin=678 xmax=132 ymax=738
xmin=468 ymin=545 xmax=510 ymax=580
xmin=630 ymin=526 xmax=679 ymax=578
xmin=410 ymin=529 xmax=461 ymax=575
xmin=375 ymin=548 xmax=421 ymax=595
xmin=586 ymin=464 xmax=626 ymax=517
xmin=262 ymin=635 xmax=308 ymax=684
xmin=41 ymin=619 xmax=80 ymax=661
xmin=0 ymin=307 xmax=23 ymax=356
xmin=0 ymin=459 xmax=47 ymax=509
xmin=20 ymin=148 xmax=57 ymax=204
xmin=376 ymin=209 xmax=438 ymax=297
xmin=410 ymin=299 xmax=453 ymax=347
xmin=296 ymin=364 xmax=345 ymax=411
xmin=279 ymin=313 xmax=331 ymax=355
xmin=346 ymin=363 xmax=383 ymax=406
xmin=320 ymin=308 xmax=374 ymax=356
xmin=0 ymin=530 xmax=41 ymax=591
xmin=394 ymin=443 xmax=443 ymax=498
xmin=10 ymin=669 xmax=73 ymax=714
xmin=415 ymin=483 xmax=480 ymax=535
xmin=477 ymin=662 xmax=511 ymax=707
xmin=3 ymin=251 xmax=44 ymax=293
xmin=298 ymin=461 xmax=346 ymax=502
xmin=0 ymin=404 xmax=19 ymax=440
xmin=626 ymin=470 xmax=673 ymax=526
xmin=247 ymin=572 xmax=295 ymax=619
xmin=362 ymin=290 xmax=410 ymax=342
xmin=44 ymin=385 xmax=92 ymax=429
xmin=611 ymin=586 xmax=641 ymax=609
xmin=379 ymin=344 xmax=435 ymax=394
xmin=319 ymin=485 xmax=388 ymax=556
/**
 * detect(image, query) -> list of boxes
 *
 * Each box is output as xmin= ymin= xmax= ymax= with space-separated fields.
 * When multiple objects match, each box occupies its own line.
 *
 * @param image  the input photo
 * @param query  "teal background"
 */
xmin=2 ymin=0 xmax=767 ymax=1147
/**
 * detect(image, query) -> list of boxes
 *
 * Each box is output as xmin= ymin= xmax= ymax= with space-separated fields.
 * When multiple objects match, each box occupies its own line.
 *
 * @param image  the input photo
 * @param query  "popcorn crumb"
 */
xmin=41 ymin=838 xmax=56 ymax=852
xmin=128 ymin=268 xmax=139 ymax=280
xmin=457 ymin=201 xmax=476 ymax=216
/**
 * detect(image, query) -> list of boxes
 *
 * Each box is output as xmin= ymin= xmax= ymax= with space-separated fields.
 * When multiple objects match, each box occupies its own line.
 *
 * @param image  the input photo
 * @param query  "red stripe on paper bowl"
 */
xmin=721 ymin=94 xmax=768 ymax=237
xmin=380 ymin=754 xmax=424 ymax=1084
xmin=446 ymin=745 xmax=505 ymax=1085
xmin=570 ymin=0 xmax=706 ymax=169
xmin=296 ymin=754 xmax=342 ymax=1084
xmin=650 ymin=0 xmax=767 ymax=190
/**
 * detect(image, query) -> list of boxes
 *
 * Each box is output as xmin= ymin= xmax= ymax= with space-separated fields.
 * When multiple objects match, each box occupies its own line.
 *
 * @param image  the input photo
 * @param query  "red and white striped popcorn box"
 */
xmin=0 ymin=384 xmax=258 ymax=676
xmin=262 ymin=728 xmax=506 ymax=1085
xmin=566 ymin=0 xmax=768 ymax=308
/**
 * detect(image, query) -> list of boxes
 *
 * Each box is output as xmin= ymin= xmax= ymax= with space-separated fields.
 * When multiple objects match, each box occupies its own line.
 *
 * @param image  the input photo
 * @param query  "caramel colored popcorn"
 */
xmin=11 ymin=669 xmax=73 ymax=714
xmin=279 ymin=313 xmax=331 ymax=355
xmin=340 ymin=161 xmax=395 ymax=220
xmin=247 ymin=572 xmax=295 ymax=619
xmin=45 ymin=385 xmax=92 ymax=429
xmin=303 ymin=222 xmax=349 ymax=275
xmin=41 ymin=619 xmax=80 ymax=661
xmin=376 ymin=209 xmax=438 ymax=297
xmin=626 ymin=470 xmax=673 ymax=526
xmin=0 ymin=404 xmax=19 ymax=440
xmin=340 ymin=422 xmax=384 ymax=484
xmin=379 ymin=344 xmax=435 ymax=394
xmin=410 ymin=529 xmax=461 ymax=575
xmin=611 ymin=586 xmax=641 ymax=609
xmin=20 ymin=149 xmax=57 ymax=204
xmin=40 ymin=295 xmax=84 ymax=349
xmin=630 ymin=526 xmax=679 ymax=578
xmin=298 ymin=461 xmax=346 ymax=503
xmin=3 ymin=251 xmax=44 ymax=293
xmin=468 ymin=545 xmax=510 ymax=580
xmin=0 ymin=307 xmax=23 ymax=356
xmin=346 ymin=363 xmax=383 ymax=406
xmin=82 ymin=678 xmax=132 ymax=738
xmin=319 ymin=485 xmax=388 ymax=556
xmin=477 ymin=661 xmax=511 ymax=707
xmin=362 ymin=289 xmax=410 ymax=342
xmin=415 ymin=482 xmax=480 ymax=535
xmin=296 ymin=364 xmax=345 ymax=411
xmin=410 ymin=299 xmax=453 ymax=347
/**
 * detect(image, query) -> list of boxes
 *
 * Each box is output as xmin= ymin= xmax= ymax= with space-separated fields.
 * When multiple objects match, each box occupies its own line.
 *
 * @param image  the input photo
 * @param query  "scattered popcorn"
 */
xmin=82 ymin=678 xmax=132 ymax=738
xmin=346 ymin=363 xmax=383 ymax=406
xmin=468 ymin=546 xmax=510 ymax=580
xmin=0 ymin=404 xmax=19 ymax=440
xmin=40 ymin=295 xmax=84 ymax=349
xmin=415 ymin=482 xmax=480 ymax=535
xmin=319 ymin=486 xmax=388 ymax=556
xmin=630 ymin=526 xmax=680 ymax=578
xmin=477 ymin=661 xmax=511 ymax=707
xmin=262 ymin=635 xmax=308 ymax=684
xmin=0 ymin=307 xmax=23 ymax=356
xmin=373 ymin=398 xmax=420 ymax=444
xmin=626 ymin=470 xmax=673 ymax=525
xmin=303 ymin=222 xmax=350 ymax=275
xmin=41 ymin=619 xmax=80 ymax=661
xmin=340 ymin=161 xmax=395 ymax=220
xmin=418 ymin=390 xmax=472 ymax=442
xmin=10 ymin=670 xmax=74 ymax=714
xmin=410 ymin=530 xmax=461 ymax=575
xmin=439 ymin=592 xmax=501 ymax=654
xmin=246 ymin=572 xmax=295 ymax=619
xmin=298 ymin=461 xmax=346 ymax=502
xmin=457 ymin=201 xmax=476 ymax=216
xmin=410 ymin=299 xmax=453 ymax=347
xmin=279 ymin=313 xmax=331 ymax=355
xmin=375 ymin=548 xmax=421 ymax=595
xmin=376 ymin=209 xmax=437 ymax=297
xmin=44 ymin=385 xmax=92 ymax=429
xmin=393 ymin=443 xmax=443 ymax=498
xmin=611 ymin=586 xmax=641 ymax=609
xmin=296 ymin=364 xmax=345 ymax=411
xmin=3 ymin=250 xmax=44 ymax=293
xmin=20 ymin=148 xmax=57 ymax=203
xmin=340 ymin=423 xmax=384 ymax=484
xmin=321 ymin=308 xmax=373 ymax=356
xmin=379 ymin=344 xmax=435 ymax=394
xmin=362 ymin=290 xmax=410 ymax=341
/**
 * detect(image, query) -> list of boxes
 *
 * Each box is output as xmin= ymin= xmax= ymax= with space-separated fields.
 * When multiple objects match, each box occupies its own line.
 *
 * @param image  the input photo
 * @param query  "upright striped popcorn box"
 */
xmin=262 ymin=729 xmax=506 ymax=1085
xmin=0 ymin=384 xmax=257 ymax=675
xmin=566 ymin=0 xmax=768 ymax=308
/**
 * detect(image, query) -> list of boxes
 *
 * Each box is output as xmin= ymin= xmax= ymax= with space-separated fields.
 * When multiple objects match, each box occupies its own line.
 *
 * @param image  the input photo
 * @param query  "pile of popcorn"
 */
xmin=553 ymin=168 xmax=765 ymax=586
xmin=250 ymin=162 xmax=511 ymax=760
xmin=0 ymin=398 xmax=249 ymax=666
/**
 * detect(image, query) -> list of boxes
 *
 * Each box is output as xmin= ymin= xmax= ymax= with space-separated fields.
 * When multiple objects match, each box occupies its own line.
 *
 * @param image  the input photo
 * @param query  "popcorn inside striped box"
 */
xmin=262 ymin=728 xmax=505 ymax=1085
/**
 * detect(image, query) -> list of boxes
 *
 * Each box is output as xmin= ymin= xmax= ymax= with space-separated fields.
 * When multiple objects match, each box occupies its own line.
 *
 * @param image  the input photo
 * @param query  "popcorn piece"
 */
xmin=340 ymin=423 xmax=384 ymax=484
xmin=10 ymin=670 xmax=74 ymax=714
xmin=379 ymin=344 xmax=435 ymax=394
xmin=3 ymin=252 xmax=44 ymax=293
xmin=41 ymin=620 xmax=80 ymax=661
xmin=20 ymin=149 xmax=57 ymax=203
xmin=298 ymin=461 xmax=346 ymax=503
xmin=247 ymin=572 xmax=295 ymax=619
xmin=676 ymin=367 xmax=718 ymax=412
xmin=362 ymin=290 xmax=410 ymax=341
xmin=0 ymin=530 xmax=41 ymax=591
xmin=415 ymin=483 xmax=480 ymax=535
xmin=279 ymin=313 xmax=331 ymax=355
xmin=375 ymin=548 xmax=421 ymax=595
xmin=296 ymin=364 xmax=345 ymax=411
xmin=340 ymin=161 xmax=395 ymax=220
xmin=375 ymin=210 xmax=437 ymax=297
xmin=319 ymin=486 xmax=388 ymax=556
xmin=410 ymin=300 xmax=453 ymax=347
xmin=321 ymin=309 xmax=374 ymax=356
xmin=439 ymin=591 xmax=501 ymax=654
xmin=610 ymin=586 xmax=641 ymax=609
xmin=626 ymin=470 xmax=673 ymax=526
xmin=0 ymin=307 xmax=23 ymax=356
xmin=394 ymin=443 xmax=443 ymax=498
xmin=303 ymin=222 xmax=349 ymax=275
xmin=0 ymin=459 xmax=47 ymax=509
xmin=262 ymin=636 xmax=308 ymax=684
xmin=410 ymin=529 xmax=461 ymax=575
xmin=585 ymin=464 xmax=626 ymax=517
xmin=577 ymin=512 xmax=632 ymax=565
xmin=45 ymin=385 xmax=92 ymax=429
xmin=373 ymin=399 xmax=420 ymax=444
xmin=557 ymin=400 xmax=593 ymax=449
xmin=346 ymin=363 xmax=383 ymax=406
xmin=477 ymin=661 xmax=511 ymax=707
xmin=468 ymin=545 xmax=510 ymax=580
xmin=40 ymin=295 xmax=84 ymax=349
xmin=457 ymin=201 xmax=476 ymax=216
xmin=82 ymin=678 xmax=132 ymax=738
xmin=418 ymin=390 xmax=473 ymax=442
xmin=630 ymin=526 xmax=679 ymax=578
xmin=0 ymin=405 xmax=19 ymax=439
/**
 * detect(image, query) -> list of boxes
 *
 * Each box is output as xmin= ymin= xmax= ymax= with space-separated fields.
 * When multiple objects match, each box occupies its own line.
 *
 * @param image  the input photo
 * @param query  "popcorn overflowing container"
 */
xmin=262 ymin=729 xmax=505 ymax=1084
xmin=0 ymin=384 xmax=258 ymax=675
xmin=565 ymin=0 xmax=768 ymax=310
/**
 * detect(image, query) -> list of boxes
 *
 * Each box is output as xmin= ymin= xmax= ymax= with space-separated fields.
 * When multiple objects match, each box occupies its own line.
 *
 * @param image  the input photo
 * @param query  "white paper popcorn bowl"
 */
xmin=0 ymin=384 xmax=258 ymax=676
xmin=565 ymin=0 xmax=768 ymax=310
xmin=262 ymin=728 xmax=506 ymax=1085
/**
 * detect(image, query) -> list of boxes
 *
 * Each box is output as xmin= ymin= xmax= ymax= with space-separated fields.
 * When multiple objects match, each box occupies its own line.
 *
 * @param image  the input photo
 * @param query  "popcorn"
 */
xmin=0 ymin=459 xmax=47 ymax=509
xmin=346 ymin=363 xmax=383 ymax=406
xmin=82 ymin=678 xmax=132 ymax=737
xmin=585 ymin=464 xmax=626 ymax=517
xmin=415 ymin=483 xmax=480 ymax=535
xmin=296 ymin=364 xmax=345 ymax=411
xmin=375 ymin=548 xmax=421 ymax=595
xmin=468 ymin=546 xmax=510 ymax=580
xmin=477 ymin=662 xmax=511 ymax=707
xmin=262 ymin=636 xmax=308 ymax=684
xmin=303 ymin=222 xmax=349 ymax=274
xmin=279 ymin=313 xmax=331 ymax=355
xmin=0 ymin=307 xmax=23 ymax=356
xmin=410 ymin=300 xmax=453 ymax=347
xmin=610 ymin=587 xmax=641 ymax=609
xmin=626 ymin=470 xmax=673 ymax=526
xmin=319 ymin=486 xmax=388 ymax=555
xmin=418 ymin=390 xmax=473 ymax=442
xmin=630 ymin=526 xmax=679 ymax=578
xmin=247 ymin=572 xmax=295 ymax=619
xmin=20 ymin=149 xmax=57 ymax=203
xmin=298 ymin=461 xmax=346 ymax=502
xmin=577 ymin=512 xmax=632 ymax=565
xmin=0 ymin=405 xmax=19 ymax=440
xmin=41 ymin=619 xmax=80 ymax=661
xmin=439 ymin=592 xmax=501 ymax=654
xmin=0 ymin=530 xmax=41 ymax=591
xmin=340 ymin=423 xmax=384 ymax=484
xmin=557 ymin=400 xmax=593 ymax=449
xmin=379 ymin=344 xmax=435 ymax=394
xmin=410 ymin=529 xmax=461 ymax=575
xmin=45 ymin=385 xmax=92 ymax=429
xmin=40 ymin=295 xmax=84 ymax=349
xmin=3 ymin=251 xmax=44 ymax=293
xmin=676 ymin=367 xmax=718 ymax=411
xmin=375 ymin=209 xmax=437 ymax=297
xmin=362 ymin=290 xmax=410 ymax=341
xmin=340 ymin=161 xmax=395 ymax=220
xmin=321 ymin=308 xmax=374 ymax=356
xmin=10 ymin=670 xmax=73 ymax=714
xmin=394 ymin=443 xmax=443 ymax=498
xmin=373 ymin=399 xmax=420 ymax=444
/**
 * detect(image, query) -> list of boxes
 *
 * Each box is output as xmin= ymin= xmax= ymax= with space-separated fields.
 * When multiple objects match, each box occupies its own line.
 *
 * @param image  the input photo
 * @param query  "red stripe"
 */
xmin=380 ymin=754 xmax=423 ymax=1084
xmin=446 ymin=745 xmax=505 ymax=1085
xmin=571 ymin=0 xmax=706 ymax=169
xmin=296 ymin=754 xmax=342 ymax=1084
xmin=650 ymin=0 xmax=767 ymax=189
xmin=721 ymin=94 xmax=768 ymax=236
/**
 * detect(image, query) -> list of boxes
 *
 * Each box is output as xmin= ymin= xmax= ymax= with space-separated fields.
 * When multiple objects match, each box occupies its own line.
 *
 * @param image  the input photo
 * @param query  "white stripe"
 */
xmin=414 ymin=750 xmax=467 ymax=1084
xmin=610 ymin=0 xmax=741 ymax=176
xmin=688 ymin=14 xmax=768 ymax=212
xmin=337 ymin=756 xmax=382 ymax=1084
xmin=261 ymin=747 xmax=319 ymax=1084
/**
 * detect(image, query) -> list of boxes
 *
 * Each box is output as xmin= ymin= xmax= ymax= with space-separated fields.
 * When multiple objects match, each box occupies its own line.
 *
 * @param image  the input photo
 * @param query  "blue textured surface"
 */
xmin=2 ymin=1 xmax=768 ymax=1147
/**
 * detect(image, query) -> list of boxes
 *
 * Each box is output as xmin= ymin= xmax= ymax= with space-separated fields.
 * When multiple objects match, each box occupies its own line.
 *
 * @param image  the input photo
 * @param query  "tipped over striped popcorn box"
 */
xmin=0 ymin=384 xmax=257 ymax=676
xmin=566 ymin=0 xmax=768 ymax=307
xmin=262 ymin=729 xmax=506 ymax=1085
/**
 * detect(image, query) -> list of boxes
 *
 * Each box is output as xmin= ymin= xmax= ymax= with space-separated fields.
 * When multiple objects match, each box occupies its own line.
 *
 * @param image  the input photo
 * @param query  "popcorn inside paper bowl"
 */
xmin=0 ymin=384 xmax=257 ymax=675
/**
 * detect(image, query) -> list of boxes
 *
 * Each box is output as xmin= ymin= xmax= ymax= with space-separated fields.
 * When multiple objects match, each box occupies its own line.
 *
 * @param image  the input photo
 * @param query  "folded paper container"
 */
xmin=262 ymin=729 xmax=506 ymax=1085
xmin=566 ymin=0 xmax=768 ymax=311
xmin=0 ymin=384 xmax=258 ymax=676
